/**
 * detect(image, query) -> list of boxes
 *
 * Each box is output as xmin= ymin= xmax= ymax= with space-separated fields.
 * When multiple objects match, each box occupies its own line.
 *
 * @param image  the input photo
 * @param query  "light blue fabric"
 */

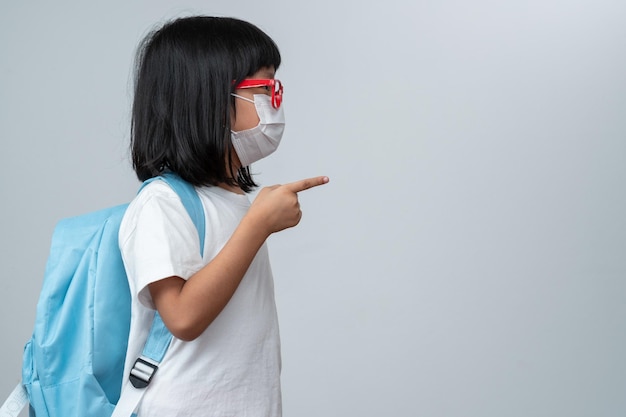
xmin=142 ymin=313 xmax=172 ymax=362
xmin=21 ymin=174 xmax=204 ymax=417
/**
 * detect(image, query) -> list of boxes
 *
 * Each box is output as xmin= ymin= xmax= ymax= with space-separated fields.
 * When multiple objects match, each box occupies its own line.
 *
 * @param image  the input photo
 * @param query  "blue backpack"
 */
xmin=0 ymin=173 xmax=205 ymax=417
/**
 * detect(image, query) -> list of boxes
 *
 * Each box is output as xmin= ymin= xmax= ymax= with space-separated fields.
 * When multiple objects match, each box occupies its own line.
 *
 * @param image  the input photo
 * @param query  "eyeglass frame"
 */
xmin=233 ymin=79 xmax=283 ymax=109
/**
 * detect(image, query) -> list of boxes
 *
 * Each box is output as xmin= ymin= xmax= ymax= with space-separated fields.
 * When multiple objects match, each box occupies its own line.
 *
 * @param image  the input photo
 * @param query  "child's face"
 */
xmin=231 ymin=66 xmax=276 ymax=133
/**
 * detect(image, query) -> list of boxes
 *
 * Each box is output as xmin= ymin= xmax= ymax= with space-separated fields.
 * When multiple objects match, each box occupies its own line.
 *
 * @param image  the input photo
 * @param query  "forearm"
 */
xmin=149 ymin=213 xmax=270 ymax=341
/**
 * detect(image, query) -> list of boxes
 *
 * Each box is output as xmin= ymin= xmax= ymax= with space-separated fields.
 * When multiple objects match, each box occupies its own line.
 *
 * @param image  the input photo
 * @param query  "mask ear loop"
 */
xmin=231 ymin=93 xmax=255 ymax=104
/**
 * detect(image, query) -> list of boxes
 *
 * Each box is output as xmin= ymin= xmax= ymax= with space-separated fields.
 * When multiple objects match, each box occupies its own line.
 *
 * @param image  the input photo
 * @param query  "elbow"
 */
xmin=177 ymin=334 xmax=201 ymax=342
xmin=164 ymin=315 xmax=209 ymax=342
xmin=171 ymin=328 xmax=201 ymax=342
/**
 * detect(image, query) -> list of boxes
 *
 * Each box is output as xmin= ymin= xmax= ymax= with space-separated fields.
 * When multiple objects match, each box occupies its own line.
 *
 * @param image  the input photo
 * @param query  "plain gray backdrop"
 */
xmin=1 ymin=1 xmax=625 ymax=416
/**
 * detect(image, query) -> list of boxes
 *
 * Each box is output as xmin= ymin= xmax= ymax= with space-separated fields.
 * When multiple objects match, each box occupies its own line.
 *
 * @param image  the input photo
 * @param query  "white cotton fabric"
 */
xmin=118 ymin=180 xmax=282 ymax=416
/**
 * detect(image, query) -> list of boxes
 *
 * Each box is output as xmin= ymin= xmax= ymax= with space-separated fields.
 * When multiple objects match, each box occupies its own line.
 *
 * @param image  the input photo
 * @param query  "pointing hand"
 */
xmin=249 ymin=176 xmax=329 ymax=235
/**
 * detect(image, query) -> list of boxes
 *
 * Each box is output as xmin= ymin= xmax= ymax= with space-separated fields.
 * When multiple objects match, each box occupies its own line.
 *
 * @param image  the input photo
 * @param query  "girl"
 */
xmin=117 ymin=16 xmax=328 ymax=416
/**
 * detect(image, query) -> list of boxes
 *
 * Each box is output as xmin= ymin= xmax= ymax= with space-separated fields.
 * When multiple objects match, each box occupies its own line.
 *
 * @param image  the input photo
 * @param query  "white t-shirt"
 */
xmin=118 ymin=180 xmax=281 ymax=416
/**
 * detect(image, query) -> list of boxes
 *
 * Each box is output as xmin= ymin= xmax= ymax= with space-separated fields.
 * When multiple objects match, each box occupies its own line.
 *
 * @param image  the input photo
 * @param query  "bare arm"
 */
xmin=148 ymin=176 xmax=329 ymax=341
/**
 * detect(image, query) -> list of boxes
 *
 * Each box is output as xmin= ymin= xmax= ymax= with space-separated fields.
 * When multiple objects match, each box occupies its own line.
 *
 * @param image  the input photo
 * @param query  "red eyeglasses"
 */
xmin=234 ymin=79 xmax=283 ymax=109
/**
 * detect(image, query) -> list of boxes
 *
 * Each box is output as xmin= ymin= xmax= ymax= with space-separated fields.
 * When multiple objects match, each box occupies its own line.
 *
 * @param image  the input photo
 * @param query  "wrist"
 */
xmin=239 ymin=211 xmax=272 ymax=243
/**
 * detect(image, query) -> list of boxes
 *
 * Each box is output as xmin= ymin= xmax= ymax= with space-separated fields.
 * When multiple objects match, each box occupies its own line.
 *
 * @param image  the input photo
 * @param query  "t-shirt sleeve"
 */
xmin=119 ymin=181 xmax=204 ymax=309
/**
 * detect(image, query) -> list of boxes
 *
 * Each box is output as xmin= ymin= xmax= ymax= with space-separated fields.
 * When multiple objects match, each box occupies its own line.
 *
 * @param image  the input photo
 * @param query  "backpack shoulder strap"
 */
xmin=113 ymin=173 xmax=205 ymax=417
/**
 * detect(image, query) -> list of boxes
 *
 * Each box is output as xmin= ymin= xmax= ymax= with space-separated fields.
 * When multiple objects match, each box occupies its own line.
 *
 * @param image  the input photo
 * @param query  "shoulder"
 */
xmin=119 ymin=180 xmax=195 ymax=246
xmin=135 ymin=180 xmax=183 ymax=204
xmin=130 ymin=179 xmax=192 ymax=214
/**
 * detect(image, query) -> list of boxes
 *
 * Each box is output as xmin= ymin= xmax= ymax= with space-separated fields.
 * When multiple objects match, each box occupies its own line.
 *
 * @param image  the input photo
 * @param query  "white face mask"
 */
xmin=230 ymin=94 xmax=285 ymax=167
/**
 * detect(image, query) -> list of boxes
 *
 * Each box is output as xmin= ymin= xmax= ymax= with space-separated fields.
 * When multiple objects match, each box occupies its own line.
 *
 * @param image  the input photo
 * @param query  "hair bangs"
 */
xmin=229 ymin=21 xmax=281 ymax=83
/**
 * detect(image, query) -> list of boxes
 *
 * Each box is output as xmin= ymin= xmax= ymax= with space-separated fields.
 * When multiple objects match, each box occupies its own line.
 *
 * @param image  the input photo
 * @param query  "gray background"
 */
xmin=2 ymin=1 xmax=625 ymax=416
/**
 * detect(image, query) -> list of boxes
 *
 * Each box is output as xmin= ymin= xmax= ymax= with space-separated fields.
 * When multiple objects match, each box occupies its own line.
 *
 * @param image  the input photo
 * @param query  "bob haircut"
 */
xmin=131 ymin=16 xmax=281 ymax=191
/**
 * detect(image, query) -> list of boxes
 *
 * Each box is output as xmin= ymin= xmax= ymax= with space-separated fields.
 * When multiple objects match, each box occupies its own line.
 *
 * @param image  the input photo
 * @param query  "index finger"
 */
xmin=284 ymin=176 xmax=330 ymax=193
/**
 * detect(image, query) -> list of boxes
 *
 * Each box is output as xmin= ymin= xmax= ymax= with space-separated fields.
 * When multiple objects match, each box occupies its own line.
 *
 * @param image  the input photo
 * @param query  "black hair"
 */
xmin=130 ymin=16 xmax=281 ymax=191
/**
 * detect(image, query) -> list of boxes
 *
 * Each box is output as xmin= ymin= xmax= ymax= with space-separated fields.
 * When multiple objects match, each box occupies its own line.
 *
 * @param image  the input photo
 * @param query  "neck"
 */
xmin=218 ymin=182 xmax=245 ymax=195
